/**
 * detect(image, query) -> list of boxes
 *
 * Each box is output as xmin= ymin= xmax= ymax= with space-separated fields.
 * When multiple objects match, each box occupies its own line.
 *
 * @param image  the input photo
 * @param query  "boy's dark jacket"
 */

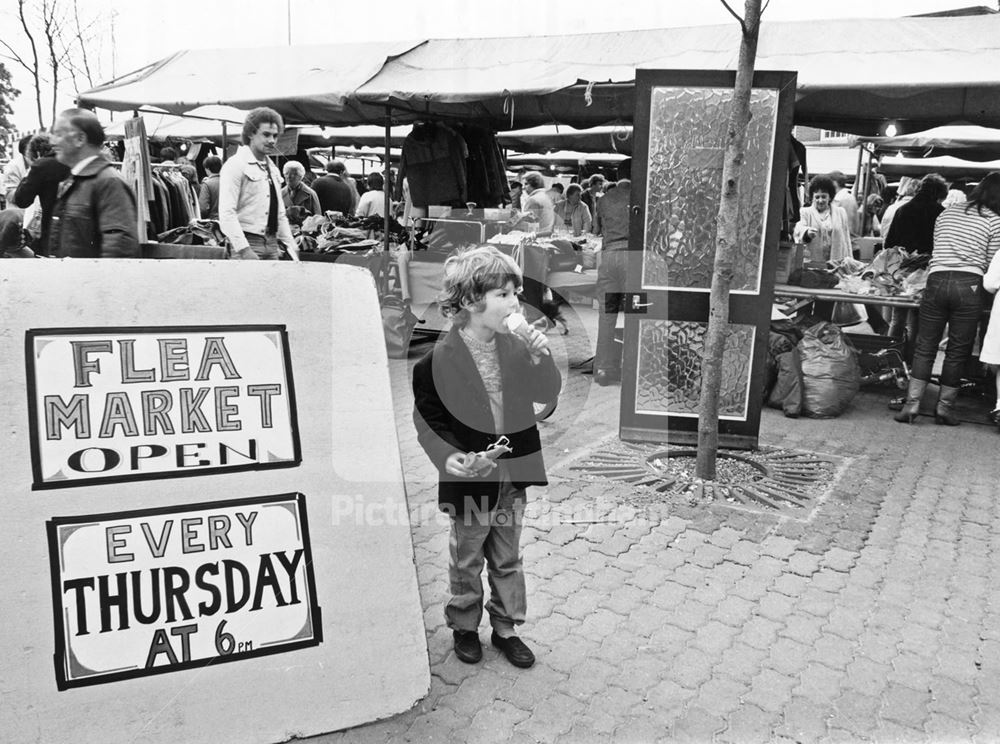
xmin=413 ymin=325 xmax=562 ymax=516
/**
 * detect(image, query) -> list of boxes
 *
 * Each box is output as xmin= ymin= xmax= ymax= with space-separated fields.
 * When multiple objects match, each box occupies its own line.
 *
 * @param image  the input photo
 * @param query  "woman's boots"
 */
xmin=894 ymin=378 xmax=927 ymax=423
xmin=894 ymin=379 xmax=963 ymax=425
xmin=935 ymin=385 xmax=961 ymax=426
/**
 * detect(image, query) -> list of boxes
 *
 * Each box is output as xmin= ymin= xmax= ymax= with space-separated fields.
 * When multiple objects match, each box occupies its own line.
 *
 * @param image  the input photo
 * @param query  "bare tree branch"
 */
xmin=17 ymin=0 xmax=44 ymax=128
xmin=2 ymin=0 xmax=109 ymax=127
xmin=719 ymin=0 xmax=748 ymax=35
xmin=68 ymin=0 xmax=99 ymax=86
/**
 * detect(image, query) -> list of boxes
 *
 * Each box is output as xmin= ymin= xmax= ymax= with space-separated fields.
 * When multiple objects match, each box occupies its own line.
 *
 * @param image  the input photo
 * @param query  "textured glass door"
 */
xmin=619 ymin=70 xmax=796 ymax=449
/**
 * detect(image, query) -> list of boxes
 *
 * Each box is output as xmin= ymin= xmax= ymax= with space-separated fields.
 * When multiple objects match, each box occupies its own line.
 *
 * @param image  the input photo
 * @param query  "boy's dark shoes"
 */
xmin=453 ymin=630 xmax=482 ymax=663
xmin=491 ymin=631 xmax=535 ymax=668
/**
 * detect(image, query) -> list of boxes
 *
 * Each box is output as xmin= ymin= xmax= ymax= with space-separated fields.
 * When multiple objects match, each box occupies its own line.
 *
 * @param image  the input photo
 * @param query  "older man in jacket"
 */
xmin=49 ymin=109 xmax=138 ymax=258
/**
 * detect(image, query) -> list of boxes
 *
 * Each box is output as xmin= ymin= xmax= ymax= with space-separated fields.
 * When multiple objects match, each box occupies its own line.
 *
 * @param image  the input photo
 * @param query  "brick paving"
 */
xmin=305 ymin=306 xmax=1000 ymax=744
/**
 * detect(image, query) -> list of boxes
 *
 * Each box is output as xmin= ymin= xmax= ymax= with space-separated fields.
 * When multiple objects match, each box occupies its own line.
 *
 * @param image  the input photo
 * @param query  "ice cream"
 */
xmin=504 ymin=312 xmax=531 ymax=339
xmin=505 ymin=312 xmax=550 ymax=356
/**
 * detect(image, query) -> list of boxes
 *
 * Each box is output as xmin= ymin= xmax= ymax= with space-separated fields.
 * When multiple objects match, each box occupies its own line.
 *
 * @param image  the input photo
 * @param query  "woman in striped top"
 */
xmin=896 ymin=172 xmax=1000 ymax=424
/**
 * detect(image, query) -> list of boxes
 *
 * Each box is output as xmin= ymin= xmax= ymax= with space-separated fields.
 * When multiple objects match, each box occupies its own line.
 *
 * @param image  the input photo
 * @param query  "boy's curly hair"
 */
xmin=439 ymin=246 xmax=522 ymax=325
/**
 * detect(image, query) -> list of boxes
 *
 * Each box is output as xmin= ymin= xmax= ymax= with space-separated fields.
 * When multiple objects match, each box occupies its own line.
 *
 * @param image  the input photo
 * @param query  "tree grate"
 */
xmin=566 ymin=441 xmax=842 ymax=520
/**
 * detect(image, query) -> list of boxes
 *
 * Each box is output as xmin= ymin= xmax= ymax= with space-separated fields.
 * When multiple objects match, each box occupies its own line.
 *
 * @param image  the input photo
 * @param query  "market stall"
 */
xmin=74 ymin=13 xmax=1000 ymax=388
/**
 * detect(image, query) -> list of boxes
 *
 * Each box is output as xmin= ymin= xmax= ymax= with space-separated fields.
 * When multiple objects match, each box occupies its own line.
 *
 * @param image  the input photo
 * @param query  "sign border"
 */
xmin=25 ymin=324 xmax=303 ymax=490
xmin=46 ymin=491 xmax=322 ymax=691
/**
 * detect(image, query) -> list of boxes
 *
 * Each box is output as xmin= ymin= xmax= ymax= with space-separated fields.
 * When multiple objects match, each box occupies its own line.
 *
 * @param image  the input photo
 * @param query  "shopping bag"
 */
xmin=381 ymin=294 xmax=420 ymax=359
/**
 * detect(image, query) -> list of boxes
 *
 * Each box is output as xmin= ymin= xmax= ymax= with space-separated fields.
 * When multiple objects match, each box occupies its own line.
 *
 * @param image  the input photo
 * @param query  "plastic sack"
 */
xmin=767 ymin=348 xmax=804 ymax=418
xmin=798 ymin=321 xmax=861 ymax=418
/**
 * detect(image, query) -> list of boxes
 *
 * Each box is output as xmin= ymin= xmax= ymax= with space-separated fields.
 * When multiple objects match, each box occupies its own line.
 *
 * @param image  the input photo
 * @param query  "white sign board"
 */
xmin=49 ymin=492 xmax=320 ymax=690
xmin=28 ymin=326 xmax=300 ymax=488
xmin=0 ymin=260 xmax=428 ymax=744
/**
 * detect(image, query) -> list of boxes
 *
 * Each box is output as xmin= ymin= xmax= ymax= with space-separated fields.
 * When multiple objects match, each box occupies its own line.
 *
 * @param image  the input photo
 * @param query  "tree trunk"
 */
xmin=695 ymin=0 xmax=763 ymax=480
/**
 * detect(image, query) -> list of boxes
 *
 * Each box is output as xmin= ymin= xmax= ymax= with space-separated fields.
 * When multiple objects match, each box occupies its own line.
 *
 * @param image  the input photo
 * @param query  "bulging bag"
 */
xmin=798 ymin=321 xmax=861 ymax=418
xmin=381 ymin=295 xmax=420 ymax=359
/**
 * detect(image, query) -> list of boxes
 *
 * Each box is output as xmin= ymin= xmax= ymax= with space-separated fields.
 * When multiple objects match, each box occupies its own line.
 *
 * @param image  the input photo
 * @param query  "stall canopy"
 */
xmin=79 ymin=40 xmax=421 ymax=123
xmin=78 ymin=15 xmax=1000 ymax=135
xmin=857 ymin=125 xmax=1000 ymax=161
xmin=879 ymin=155 xmax=1000 ymax=179
xmin=103 ymin=105 xmax=249 ymax=140
xmin=353 ymin=15 xmax=1000 ymax=133
xmin=497 ymin=125 xmax=635 ymax=154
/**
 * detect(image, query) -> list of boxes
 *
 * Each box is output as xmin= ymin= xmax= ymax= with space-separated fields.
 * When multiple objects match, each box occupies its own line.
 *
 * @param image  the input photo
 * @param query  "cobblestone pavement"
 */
xmin=306 ymin=308 xmax=1000 ymax=744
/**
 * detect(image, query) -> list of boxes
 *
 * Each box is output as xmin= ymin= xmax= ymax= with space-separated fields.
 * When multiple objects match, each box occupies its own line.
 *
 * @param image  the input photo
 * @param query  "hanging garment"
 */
xmin=394 ymin=122 xmax=468 ymax=207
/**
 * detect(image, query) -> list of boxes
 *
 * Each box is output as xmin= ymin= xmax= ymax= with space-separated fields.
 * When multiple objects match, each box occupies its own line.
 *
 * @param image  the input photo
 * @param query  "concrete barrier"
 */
xmin=1 ymin=259 xmax=429 ymax=743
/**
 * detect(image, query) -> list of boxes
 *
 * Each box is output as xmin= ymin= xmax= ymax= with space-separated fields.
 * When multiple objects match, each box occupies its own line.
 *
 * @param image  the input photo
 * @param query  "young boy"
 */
xmin=412 ymin=246 xmax=562 ymax=669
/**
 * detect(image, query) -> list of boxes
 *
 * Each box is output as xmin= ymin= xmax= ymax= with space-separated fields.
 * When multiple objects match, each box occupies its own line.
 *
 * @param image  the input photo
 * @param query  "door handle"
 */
xmin=627 ymin=292 xmax=651 ymax=313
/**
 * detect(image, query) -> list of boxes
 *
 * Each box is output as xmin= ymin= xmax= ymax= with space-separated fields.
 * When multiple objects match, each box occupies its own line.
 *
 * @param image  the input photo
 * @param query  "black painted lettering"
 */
xmin=175 ymin=442 xmax=210 ymax=468
xmin=63 ymin=577 xmax=95 ymax=636
xmin=132 ymin=568 xmax=162 ymax=624
xmin=274 ymin=548 xmax=304 ymax=605
xmin=171 ymin=623 xmax=198 ymax=663
xmin=144 ymin=628 xmax=179 ymax=668
xmin=162 ymin=566 xmax=193 ymax=623
xmin=219 ymin=439 xmax=257 ymax=465
xmin=68 ymin=447 xmax=121 ymax=473
xmin=130 ymin=444 xmax=168 ymax=470
xmin=98 ymin=572 xmax=131 ymax=633
xmin=250 ymin=553 xmax=285 ymax=611
xmin=195 ymin=563 xmax=222 ymax=616
xmin=223 ymin=559 xmax=251 ymax=613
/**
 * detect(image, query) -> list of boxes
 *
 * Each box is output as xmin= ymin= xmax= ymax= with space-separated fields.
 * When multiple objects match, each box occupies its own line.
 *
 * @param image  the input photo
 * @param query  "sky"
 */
xmin=0 ymin=0 xmax=989 ymax=131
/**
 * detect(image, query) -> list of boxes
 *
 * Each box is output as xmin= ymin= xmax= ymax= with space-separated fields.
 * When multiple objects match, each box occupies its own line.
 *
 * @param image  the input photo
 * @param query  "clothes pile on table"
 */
xmin=787 ymin=246 xmax=930 ymax=301
xmin=157 ymin=220 xmax=227 ymax=247
xmin=294 ymin=212 xmax=406 ymax=256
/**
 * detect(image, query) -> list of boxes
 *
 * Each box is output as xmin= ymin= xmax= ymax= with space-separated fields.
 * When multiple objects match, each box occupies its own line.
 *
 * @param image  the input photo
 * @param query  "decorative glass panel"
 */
xmin=642 ymin=87 xmax=778 ymax=292
xmin=635 ymin=319 xmax=755 ymax=418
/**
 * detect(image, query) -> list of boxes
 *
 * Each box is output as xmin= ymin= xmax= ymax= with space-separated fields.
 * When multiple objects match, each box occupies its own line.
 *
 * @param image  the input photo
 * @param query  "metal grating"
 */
xmin=568 ymin=441 xmax=841 ymax=519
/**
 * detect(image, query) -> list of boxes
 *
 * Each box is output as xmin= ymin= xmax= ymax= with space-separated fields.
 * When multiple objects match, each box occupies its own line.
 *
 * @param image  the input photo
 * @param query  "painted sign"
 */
xmin=26 ymin=325 xmax=301 ymax=489
xmin=47 ymin=492 xmax=321 ymax=690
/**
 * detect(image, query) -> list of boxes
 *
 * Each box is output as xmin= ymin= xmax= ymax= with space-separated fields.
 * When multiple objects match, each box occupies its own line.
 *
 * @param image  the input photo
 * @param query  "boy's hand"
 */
xmin=524 ymin=326 xmax=549 ymax=362
xmin=445 ymin=451 xmax=494 ymax=478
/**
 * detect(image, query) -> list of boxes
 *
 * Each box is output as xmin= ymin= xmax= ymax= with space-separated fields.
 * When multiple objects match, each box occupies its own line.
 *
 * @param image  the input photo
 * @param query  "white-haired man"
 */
xmin=281 ymin=160 xmax=321 ymax=225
